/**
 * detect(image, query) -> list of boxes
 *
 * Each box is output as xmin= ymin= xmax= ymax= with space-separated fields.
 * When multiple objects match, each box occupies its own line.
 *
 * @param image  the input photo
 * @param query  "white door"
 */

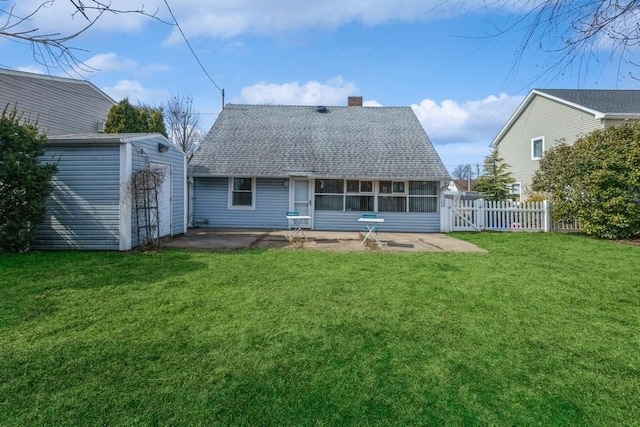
xmin=151 ymin=163 xmax=172 ymax=237
xmin=292 ymin=178 xmax=312 ymax=228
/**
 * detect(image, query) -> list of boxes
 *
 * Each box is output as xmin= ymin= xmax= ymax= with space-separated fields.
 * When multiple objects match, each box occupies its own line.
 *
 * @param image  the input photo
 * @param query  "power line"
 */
xmin=162 ymin=0 xmax=223 ymax=94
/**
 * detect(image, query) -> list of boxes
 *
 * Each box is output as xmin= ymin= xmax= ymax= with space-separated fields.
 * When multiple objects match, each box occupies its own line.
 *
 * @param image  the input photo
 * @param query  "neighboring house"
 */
xmin=0 ymin=67 xmax=113 ymax=134
xmin=1 ymin=68 xmax=187 ymax=250
xmin=189 ymin=98 xmax=451 ymax=232
xmin=492 ymin=89 xmax=640 ymax=199
xmin=452 ymin=179 xmax=477 ymax=192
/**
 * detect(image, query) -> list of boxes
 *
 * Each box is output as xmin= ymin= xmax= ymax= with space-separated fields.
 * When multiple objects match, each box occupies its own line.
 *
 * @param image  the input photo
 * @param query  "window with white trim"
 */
xmin=229 ymin=177 xmax=255 ymax=209
xmin=511 ymin=182 xmax=522 ymax=196
xmin=531 ymin=137 xmax=544 ymax=160
xmin=314 ymin=179 xmax=439 ymax=213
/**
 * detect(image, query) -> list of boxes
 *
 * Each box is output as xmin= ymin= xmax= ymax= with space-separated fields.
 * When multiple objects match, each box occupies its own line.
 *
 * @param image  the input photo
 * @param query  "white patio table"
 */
xmin=286 ymin=214 xmax=312 ymax=240
xmin=358 ymin=217 xmax=384 ymax=247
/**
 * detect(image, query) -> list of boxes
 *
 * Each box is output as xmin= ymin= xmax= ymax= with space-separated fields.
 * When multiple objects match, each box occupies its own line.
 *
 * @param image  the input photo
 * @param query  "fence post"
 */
xmin=441 ymin=198 xmax=450 ymax=232
xmin=476 ymin=199 xmax=485 ymax=230
xmin=543 ymin=200 xmax=550 ymax=232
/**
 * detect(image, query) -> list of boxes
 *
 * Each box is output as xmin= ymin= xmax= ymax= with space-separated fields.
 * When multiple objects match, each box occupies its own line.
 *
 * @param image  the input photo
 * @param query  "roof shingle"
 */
xmin=190 ymin=104 xmax=450 ymax=180
xmin=537 ymin=89 xmax=640 ymax=115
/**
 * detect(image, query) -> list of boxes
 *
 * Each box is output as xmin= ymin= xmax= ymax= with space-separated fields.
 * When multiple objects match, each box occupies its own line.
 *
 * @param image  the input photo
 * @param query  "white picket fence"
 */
xmin=441 ymin=199 xmax=553 ymax=232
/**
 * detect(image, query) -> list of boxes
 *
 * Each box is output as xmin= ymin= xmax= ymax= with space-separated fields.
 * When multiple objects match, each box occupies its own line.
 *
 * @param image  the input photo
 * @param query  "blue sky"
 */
xmin=2 ymin=0 xmax=638 ymax=172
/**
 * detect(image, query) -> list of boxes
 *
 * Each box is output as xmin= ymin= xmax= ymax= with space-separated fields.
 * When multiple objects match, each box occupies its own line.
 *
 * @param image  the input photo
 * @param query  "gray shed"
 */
xmin=35 ymin=133 xmax=187 ymax=251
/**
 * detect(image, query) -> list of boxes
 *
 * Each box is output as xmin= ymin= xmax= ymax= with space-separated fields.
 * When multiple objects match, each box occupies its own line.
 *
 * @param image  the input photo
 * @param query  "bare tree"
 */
xmin=493 ymin=0 xmax=640 ymax=80
xmin=452 ymin=163 xmax=473 ymax=180
xmin=451 ymin=163 xmax=474 ymax=191
xmin=0 ymin=1 xmax=164 ymax=72
xmin=164 ymin=93 xmax=204 ymax=162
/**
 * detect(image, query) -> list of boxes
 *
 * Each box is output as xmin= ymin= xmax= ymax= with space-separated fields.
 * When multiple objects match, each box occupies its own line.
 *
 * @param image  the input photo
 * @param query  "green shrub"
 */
xmin=0 ymin=106 xmax=57 ymax=252
xmin=532 ymin=122 xmax=640 ymax=239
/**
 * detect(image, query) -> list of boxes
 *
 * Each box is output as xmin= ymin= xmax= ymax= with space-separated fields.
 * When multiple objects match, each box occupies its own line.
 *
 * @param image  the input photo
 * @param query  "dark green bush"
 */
xmin=0 ymin=106 xmax=57 ymax=252
xmin=532 ymin=122 xmax=640 ymax=239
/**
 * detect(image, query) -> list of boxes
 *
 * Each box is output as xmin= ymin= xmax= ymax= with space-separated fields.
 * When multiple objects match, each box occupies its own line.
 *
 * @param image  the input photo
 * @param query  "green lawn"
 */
xmin=1 ymin=233 xmax=638 ymax=426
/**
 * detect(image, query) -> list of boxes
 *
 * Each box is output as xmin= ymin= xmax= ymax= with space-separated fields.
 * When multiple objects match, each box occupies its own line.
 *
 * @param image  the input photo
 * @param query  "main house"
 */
xmin=493 ymin=89 xmax=640 ymax=198
xmin=189 ymin=97 xmax=451 ymax=232
xmin=0 ymin=68 xmax=187 ymax=250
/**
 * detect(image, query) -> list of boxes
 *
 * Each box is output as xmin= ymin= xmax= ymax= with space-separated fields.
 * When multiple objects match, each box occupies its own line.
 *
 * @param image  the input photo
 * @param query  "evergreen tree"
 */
xmin=475 ymin=149 xmax=515 ymax=201
xmin=141 ymin=106 xmax=168 ymax=137
xmin=105 ymin=99 xmax=167 ymax=137
xmin=0 ymin=106 xmax=57 ymax=252
xmin=104 ymin=99 xmax=145 ymax=133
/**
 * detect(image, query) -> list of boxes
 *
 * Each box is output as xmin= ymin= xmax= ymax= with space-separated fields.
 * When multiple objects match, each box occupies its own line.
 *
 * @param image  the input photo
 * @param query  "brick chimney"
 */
xmin=348 ymin=96 xmax=363 ymax=107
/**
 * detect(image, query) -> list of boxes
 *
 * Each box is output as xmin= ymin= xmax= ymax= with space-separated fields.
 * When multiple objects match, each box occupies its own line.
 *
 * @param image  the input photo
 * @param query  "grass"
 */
xmin=1 ymin=233 xmax=639 ymax=426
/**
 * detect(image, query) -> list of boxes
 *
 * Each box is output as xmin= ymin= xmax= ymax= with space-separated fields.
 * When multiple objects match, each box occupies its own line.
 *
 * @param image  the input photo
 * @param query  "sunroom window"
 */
xmin=408 ymin=181 xmax=438 ymax=212
xmin=315 ymin=179 xmax=439 ymax=213
xmin=315 ymin=179 xmax=344 ymax=211
xmin=345 ymin=180 xmax=374 ymax=211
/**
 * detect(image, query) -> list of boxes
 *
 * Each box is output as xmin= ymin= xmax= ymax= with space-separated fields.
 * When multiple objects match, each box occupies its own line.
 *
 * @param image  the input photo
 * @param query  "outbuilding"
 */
xmin=35 ymin=133 xmax=187 ymax=250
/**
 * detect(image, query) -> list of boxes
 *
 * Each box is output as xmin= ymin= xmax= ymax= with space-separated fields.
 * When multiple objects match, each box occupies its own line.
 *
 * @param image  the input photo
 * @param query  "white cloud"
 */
xmin=16 ymin=65 xmax=47 ymax=74
xmin=411 ymin=93 xmax=524 ymax=144
xmin=102 ymin=80 xmax=170 ymax=105
xmin=5 ymin=1 xmax=542 ymax=45
xmin=363 ymin=100 xmax=383 ymax=107
xmin=83 ymin=53 xmax=137 ymax=73
xmin=81 ymin=53 xmax=170 ymax=76
xmin=410 ymin=93 xmax=525 ymax=171
xmin=163 ymin=0 xmax=544 ymax=42
xmin=237 ymin=76 xmax=358 ymax=105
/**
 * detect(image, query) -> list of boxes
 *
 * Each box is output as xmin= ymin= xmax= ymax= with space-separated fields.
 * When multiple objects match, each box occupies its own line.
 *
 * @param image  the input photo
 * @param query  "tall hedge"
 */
xmin=532 ymin=122 xmax=640 ymax=239
xmin=105 ymin=99 xmax=167 ymax=137
xmin=0 ymin=106 xmax=57 ymax=252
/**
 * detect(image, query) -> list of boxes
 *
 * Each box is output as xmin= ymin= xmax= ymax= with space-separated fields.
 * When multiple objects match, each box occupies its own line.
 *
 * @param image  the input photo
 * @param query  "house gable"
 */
xmin=0 ymin=68 xmax=115 ymax=135
xmin=491 ymin=89 xmax=640 ymax=195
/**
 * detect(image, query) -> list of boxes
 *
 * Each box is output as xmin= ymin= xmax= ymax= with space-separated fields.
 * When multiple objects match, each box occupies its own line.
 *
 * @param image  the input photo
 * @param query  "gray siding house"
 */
xmin=36 ymin=134 xmax=187 ymax=250
xmin=0 ymin=68 xmax=114 ymax=134
xmin=1 ymin=68 xmax=187 ymax=250
xmin=189 ymin=99 xmax=451 ymax=232
xmin=493 ymin=89 xmax=640 ymax=198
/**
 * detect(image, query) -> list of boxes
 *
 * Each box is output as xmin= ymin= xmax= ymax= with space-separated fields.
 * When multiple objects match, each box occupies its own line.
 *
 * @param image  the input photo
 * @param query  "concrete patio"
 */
xmin=162 ymin=229 xmax=486 ymax=253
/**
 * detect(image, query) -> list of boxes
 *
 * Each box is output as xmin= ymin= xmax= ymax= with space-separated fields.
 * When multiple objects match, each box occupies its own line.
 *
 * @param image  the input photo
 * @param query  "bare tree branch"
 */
xmin=486 ymin=1 xmax=640 ymax=84
xmin=0 ymin=0 xmax=170 ymax=73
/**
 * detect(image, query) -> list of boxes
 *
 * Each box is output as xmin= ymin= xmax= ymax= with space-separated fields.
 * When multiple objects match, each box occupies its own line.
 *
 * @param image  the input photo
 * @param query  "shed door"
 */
xmin=151 ymin=163 xmax=172 ymax=237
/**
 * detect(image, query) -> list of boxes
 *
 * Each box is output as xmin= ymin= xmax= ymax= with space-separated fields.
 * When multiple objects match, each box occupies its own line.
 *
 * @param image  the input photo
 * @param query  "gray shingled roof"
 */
xmin=190 ymin=104 xmax=450 ymax=180
xmin=0 ymin=68 xmax=115 ymax=135
xmin=537 ymin=89 xmax=640 ymax=115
